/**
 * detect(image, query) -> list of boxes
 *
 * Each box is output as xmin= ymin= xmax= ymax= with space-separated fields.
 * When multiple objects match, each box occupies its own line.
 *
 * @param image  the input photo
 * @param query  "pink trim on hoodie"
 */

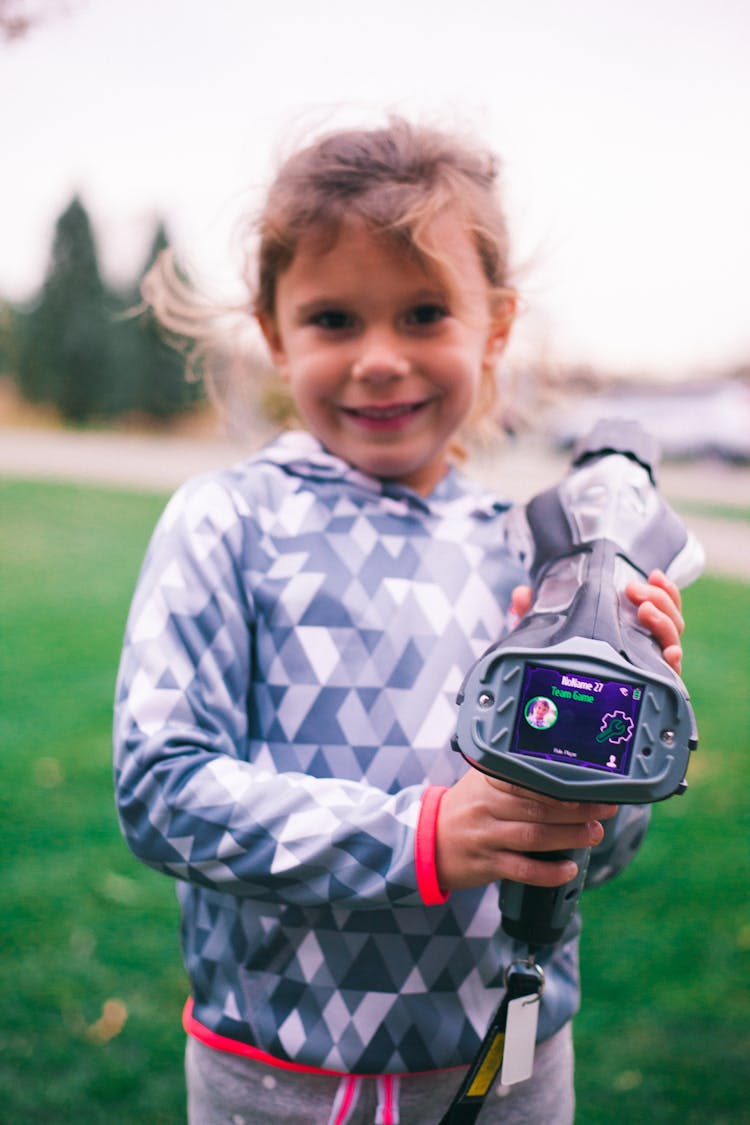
xmin=415 ymin=785 xmax=450 ymax=906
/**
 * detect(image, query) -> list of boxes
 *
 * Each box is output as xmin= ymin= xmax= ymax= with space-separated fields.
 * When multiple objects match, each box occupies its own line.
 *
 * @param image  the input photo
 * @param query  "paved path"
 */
xmin=1 ymin=424 xmax=748 ymax=580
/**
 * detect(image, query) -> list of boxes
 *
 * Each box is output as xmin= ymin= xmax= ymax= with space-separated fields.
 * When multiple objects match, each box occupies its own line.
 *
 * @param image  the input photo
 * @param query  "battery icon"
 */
xmin=633 ymin=688 xmax=642 ymax=701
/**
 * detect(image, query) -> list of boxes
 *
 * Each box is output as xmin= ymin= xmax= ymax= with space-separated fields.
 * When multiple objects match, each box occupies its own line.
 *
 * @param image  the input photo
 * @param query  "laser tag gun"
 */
xmin=452 ymin=419 xmax=705 ymax=950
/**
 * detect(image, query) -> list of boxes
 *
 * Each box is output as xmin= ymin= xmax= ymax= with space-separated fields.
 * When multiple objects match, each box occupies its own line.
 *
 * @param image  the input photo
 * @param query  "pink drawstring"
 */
xmin=328 ymin=1075 xmax=362 ymax=1125
xmin=328 ymin=1072 xmax=401 ymax=1123
xmin=376 ymin=1074 xmax=400 ymax=1124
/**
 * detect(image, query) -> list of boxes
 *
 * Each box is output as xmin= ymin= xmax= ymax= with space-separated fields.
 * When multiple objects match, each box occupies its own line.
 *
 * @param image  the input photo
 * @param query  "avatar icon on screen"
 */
xmin=525 ymin=696 xmax=558 ymax=730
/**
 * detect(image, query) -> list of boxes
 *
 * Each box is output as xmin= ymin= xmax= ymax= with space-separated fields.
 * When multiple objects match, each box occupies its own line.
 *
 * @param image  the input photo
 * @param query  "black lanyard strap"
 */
xmin=439 ymin=959 xmax=545 ymax=1125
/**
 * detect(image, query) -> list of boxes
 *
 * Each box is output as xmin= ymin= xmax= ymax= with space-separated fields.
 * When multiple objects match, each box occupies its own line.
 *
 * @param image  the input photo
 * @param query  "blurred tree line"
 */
xmin=0 ymin=196 xmax=202 ymax=425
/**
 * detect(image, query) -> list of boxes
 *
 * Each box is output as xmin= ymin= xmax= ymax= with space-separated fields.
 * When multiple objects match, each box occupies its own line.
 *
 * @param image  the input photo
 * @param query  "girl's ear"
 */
xmin=256 ymin=312 xmax=290 ymax=380
xmin=484 ymin=290 xmax=517 ymax=363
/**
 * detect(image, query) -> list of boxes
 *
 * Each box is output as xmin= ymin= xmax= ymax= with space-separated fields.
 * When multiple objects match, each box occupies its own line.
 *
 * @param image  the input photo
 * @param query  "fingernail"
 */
xmin=588 ymin=821 xmax=604 ymax=844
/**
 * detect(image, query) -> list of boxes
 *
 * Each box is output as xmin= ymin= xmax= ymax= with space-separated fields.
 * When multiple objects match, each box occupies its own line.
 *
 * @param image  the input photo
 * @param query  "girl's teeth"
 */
xmin=355 ymin=404 xmax=418 ymax=418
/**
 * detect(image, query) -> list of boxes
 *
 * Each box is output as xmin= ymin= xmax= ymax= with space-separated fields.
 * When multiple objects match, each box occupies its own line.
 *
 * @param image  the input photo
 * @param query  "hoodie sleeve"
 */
xmin=113 ymin=475 xmax=429 ymax=910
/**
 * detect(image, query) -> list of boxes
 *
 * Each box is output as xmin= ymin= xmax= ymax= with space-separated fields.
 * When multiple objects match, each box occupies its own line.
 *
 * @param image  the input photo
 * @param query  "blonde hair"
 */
xmin=143 ymin=117 xmax=516 ymax=444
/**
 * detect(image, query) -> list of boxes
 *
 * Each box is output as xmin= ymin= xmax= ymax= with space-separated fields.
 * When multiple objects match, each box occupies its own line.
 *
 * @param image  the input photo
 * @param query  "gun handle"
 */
xmin=500 ymin=847 xmax=591 ymax=948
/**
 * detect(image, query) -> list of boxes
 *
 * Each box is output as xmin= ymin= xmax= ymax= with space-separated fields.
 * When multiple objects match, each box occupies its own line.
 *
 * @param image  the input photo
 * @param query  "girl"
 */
xmin=113 ymin=118 xmax=685 ymax=1124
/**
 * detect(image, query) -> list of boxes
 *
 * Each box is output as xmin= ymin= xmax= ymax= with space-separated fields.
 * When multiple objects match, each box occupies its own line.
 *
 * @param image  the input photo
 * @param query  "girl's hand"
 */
xmin=435 ymin=770 xmax=617 ymax=890
xmin=624 ymin=568 xmax=684 ymax=674
xmin=511 ymin=567 xmax=685 ymax=675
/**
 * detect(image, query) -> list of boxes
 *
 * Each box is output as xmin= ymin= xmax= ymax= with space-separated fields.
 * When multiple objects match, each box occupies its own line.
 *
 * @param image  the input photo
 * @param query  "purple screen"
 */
xmin=510 ymin=663 xmax=645 ymax=774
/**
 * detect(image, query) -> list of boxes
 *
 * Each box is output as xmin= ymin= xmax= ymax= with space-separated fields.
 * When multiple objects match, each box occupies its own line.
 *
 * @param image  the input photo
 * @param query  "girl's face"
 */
xmin=259 ymin=211 xmax=513 ymax=495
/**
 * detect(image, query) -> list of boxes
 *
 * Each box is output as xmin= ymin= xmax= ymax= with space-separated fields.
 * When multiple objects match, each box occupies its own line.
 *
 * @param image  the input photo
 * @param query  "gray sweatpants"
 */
xmin=185 ymin=1023 xmax=575 ymax=1124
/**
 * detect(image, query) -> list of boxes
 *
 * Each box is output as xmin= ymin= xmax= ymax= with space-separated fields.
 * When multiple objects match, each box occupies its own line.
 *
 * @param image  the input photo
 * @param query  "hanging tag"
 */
xmin=499 ymin=993 xmax=539 ymax=1086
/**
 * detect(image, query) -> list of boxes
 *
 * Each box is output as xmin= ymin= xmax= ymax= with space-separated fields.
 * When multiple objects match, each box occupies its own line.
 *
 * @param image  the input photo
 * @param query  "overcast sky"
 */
xmin=2 ymin=0 xmax=749 ymax=378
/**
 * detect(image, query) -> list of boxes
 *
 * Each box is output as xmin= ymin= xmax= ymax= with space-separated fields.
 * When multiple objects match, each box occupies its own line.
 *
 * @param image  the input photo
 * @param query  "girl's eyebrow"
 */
xmin=295 ymin=287 xmax=449 ymax=318
xmin=294 ymin=298 xmax=347 ymax=318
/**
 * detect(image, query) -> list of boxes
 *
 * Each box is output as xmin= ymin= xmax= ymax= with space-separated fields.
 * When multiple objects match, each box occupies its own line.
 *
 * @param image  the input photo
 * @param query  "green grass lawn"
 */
xmin=1 ymin=477 xmax=748 ymax=1123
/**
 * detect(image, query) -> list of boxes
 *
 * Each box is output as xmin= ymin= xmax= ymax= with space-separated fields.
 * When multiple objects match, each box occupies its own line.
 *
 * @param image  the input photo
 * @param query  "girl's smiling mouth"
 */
xmin=338 ymin=400 xmax=434 ymax=429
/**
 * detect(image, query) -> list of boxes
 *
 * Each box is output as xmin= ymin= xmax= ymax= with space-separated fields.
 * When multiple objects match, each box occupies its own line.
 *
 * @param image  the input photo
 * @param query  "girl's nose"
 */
xmin=351 ymin=336 xmax=411 ymax=381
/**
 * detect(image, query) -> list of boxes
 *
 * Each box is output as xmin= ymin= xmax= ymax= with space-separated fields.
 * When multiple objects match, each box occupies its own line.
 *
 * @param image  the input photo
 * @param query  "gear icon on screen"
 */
xmin=597 ymin=710 xmax=634 ymax=744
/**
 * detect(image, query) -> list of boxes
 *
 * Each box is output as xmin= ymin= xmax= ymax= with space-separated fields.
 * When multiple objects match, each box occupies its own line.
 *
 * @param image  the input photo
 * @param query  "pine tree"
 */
xmin=18 ymin=196 xmax=115 ymax=422
xmin=0 ymin=300 xmax=21 ymax=375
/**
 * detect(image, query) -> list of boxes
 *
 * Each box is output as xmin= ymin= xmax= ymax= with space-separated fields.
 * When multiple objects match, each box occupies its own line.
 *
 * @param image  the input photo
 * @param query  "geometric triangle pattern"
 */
xmin=114 ymin=431 xmax=604 ymax=1073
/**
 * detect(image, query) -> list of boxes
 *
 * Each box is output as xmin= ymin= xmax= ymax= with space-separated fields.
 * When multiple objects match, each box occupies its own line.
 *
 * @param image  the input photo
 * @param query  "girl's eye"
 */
xmin=407 ymin=303 xmax=449 ymax=326
xmin=310 ymin=309 xmax=354 ymax=331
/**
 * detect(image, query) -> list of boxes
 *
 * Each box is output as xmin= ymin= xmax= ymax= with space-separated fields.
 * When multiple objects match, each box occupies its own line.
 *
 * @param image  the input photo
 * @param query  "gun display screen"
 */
xmin=510 ymin=663 xmax=646 ymax=776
